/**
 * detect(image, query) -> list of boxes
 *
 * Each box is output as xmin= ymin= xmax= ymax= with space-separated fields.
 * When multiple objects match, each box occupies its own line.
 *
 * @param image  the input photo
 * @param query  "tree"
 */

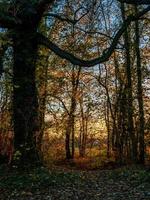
xmin=134 ymin=6 xmax=145 ymax=164
xmin=0 ymin=0 xmax=149 ymax=166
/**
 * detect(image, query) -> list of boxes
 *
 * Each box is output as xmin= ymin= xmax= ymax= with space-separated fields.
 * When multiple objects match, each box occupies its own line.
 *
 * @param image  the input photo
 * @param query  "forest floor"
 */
xmin=0 ymin=163 xmax=150 ymax=200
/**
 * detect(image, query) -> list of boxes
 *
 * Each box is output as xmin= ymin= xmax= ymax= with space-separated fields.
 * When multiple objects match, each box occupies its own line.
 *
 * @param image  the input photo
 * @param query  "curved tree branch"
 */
xmin=38 ymin=6 xmax=150 ymax=67
xmin=44 ymin=7 xmax=90 ymax=25
xmin=50 ymin=95 xmax=70 ymax=115
xmin=44 ymin=13 xmax=78 ymax=25
xmin=117 ymin=0 xmax=150 ymax=5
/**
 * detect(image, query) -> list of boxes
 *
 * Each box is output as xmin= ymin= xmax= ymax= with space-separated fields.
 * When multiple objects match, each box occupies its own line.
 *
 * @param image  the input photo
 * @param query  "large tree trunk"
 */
xmin=121 ymin=3 xmax=137 ymax=163
xmin=12 ymin=30 xmax=40 ymax=166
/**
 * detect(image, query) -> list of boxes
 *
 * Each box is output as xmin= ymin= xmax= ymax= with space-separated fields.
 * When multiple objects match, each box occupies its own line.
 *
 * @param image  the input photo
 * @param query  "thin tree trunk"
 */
xmin=134 ymin=6 xmax=145 ymax=164
xmin=104 ymin=99 xmax=110 ymax=158
xmin=37 ymin=55 xmax=49 ymax=160
xmin=79 ymin=97 xmax=87 ymax=158
xmin=71 ymin=115 xmax=75 ymax=159
xmin=65 ymin=66 xmax=81 ymax=159
xmin=65 ymin=125 xmax=72 ymax=159
xmin=79 ymin=97 xmax=84 ymax=157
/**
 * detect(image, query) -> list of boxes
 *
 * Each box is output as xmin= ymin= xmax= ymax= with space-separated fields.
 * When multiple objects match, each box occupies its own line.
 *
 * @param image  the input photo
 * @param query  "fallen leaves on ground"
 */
xmin=0 ymin=165 xmax=149 ymax=200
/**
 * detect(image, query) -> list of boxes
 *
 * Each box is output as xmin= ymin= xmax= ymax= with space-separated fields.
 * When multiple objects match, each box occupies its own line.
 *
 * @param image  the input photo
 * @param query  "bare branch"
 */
xmin=44 ymin=13 xmax=78 ymax=25
xmin=38 ymin=6 xmax=150 ymax=67
xmin=44 ymin=9 xmax=89 ymax=25
xmin=50 ymin=95 xmax=70 ymax=115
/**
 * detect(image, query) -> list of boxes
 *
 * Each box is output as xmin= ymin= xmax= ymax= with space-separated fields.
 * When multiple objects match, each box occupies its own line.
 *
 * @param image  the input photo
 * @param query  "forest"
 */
xmin=0 ymin=0 xmax=150 ymax=200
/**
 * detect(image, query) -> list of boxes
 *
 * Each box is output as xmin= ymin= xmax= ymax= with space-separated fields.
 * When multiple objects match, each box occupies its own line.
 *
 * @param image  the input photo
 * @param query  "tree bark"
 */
xmin=12 ymin=29 xmax=40 ymax=166
xmin=121 ymin=3 xmax=137 ymax=163
xmin=134 ymin=6 xmax=145 ymax=164
xmin=65 ymin=125 xmax=72 ymax=159
xmin=65 ymin=66 xmax=81 ymax=159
